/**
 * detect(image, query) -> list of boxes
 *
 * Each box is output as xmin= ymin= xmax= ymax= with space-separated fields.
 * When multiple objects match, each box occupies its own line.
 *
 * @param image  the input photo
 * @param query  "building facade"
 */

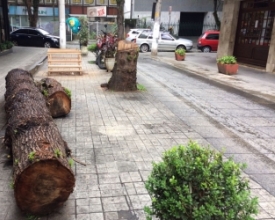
xmin=132 ymin=0 xmax=223 ymax=36
xmin=6 ymin=0 xmax=118 ymax=36
xmin=217 ymin=0 xmax=275 ymax=72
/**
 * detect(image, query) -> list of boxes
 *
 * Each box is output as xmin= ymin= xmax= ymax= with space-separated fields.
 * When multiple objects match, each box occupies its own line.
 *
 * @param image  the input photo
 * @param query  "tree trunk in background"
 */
xmin=22 ymin=0 xmax=39 ymax=27
xmin=4 ymin=69 xmax=75 ymax=215
xmin=106 ymin=1 xmax=139 ymax=91
xmin=36 ymin=78 xmax=71 ymax=118
xmin=213 ymin=0 xmax=221 ymax=30
xmin=116 ymin=0 xmax=125 ymax=40
xmin=107 ymin=40 xmax=139 ymax=91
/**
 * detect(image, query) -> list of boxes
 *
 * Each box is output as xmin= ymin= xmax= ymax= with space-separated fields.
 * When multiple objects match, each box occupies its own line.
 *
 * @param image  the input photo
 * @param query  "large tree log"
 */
xmin=4 ymin=68 xmax=75 ymax=215
xmin=36 ymin=78 xmax=71 ymax=118
xmin=107 ymin=40 xmax=139 ymax=91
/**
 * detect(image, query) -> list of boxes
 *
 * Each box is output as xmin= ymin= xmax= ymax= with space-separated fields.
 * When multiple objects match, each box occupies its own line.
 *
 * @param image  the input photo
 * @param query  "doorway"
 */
xmin=178 ymin=12 xmax=204 ymax=36
xmin=234 ymin=0 xmax=275 ymax=67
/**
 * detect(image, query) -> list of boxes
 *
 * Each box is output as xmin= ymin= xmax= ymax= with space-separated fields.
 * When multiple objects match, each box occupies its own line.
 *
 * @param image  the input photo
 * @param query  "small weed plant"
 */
xmin=26 ymin=214 xmax=39 ymax=220
xmin=54 ymin=149 xmax=62 ymax=158
xmin=137 ymin=83 xmax=146 ymax=91
xmin=68 ymin=158 xmax=74 ymax=167
xmin=144 ymin=141 xmax=258 ymax=220
xmin=9 ymin=181 xmax=14 ymax=189
xmin=64 ymin=87 xmax=71 ymax=99
xmin=28 ymin=151 xmax=36 ymax=162
xmin=42 ymin=89 xmax=48 ymax=97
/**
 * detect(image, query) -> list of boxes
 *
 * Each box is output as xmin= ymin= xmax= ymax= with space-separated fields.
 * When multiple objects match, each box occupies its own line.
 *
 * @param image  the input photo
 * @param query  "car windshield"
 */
xmin=37 ymin=29 xmax=50 ymax=35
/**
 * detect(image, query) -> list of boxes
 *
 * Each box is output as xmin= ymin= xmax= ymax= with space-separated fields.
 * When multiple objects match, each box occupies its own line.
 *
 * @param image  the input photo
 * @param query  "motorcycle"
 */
xmin=95 ymin=30 xmax=117 ymax=70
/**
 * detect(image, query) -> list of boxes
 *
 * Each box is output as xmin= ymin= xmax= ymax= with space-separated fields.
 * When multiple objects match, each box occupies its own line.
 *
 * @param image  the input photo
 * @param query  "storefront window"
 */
xmin=238 ymin=2 xmax=275 ymax=47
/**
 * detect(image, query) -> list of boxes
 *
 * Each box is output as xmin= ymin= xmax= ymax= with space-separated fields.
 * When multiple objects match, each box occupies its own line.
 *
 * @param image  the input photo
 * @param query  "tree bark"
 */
xmin=36 ymin=78 xmax=71 ymax=118
xmin=107 ymin=41 xmax=139 ymax=91
xmin=213 ymin=0 xmax=221 ymax=30
xmin=116 ymin=0 xmax=125 ymax=40
xmin=22 ymin=0 xmax=39 ymax=27
xmin=4 ymin=68 xmax=75 ymax=215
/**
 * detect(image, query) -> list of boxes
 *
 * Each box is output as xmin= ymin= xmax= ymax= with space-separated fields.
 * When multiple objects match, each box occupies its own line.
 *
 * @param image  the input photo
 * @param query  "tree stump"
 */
xmin=107 ymin=40 xmax=139 ymax=91
xmin=36 ymin=78 xmax=71 ymax=118
xmin=4 ymin=68 xmax=75 ymax=215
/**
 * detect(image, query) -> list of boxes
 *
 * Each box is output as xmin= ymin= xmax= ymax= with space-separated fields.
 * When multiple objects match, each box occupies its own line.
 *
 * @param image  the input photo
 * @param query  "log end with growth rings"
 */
xmin=14 ymin=159 xmax=75 ymax=215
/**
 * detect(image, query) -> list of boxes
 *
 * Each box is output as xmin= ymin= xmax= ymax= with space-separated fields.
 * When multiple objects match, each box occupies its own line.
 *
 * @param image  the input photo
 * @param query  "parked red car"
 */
xmin=197 ymin=30 xmax=220 ymax=52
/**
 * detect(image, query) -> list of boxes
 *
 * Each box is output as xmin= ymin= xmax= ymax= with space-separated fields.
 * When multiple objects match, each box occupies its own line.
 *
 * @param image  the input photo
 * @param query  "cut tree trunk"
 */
xmin=36 ymin=78 xmax=71 ymax=118
xmin=4 ymin=68 xmax=75 ymax=215
xmin=107 ymin=40 xmax=139 ymax=91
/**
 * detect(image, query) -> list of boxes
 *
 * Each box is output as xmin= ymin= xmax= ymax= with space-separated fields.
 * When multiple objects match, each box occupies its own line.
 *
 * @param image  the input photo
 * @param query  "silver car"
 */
xmin=125 ymin=28 xmax=151 ymax=42
xmin=135 ymin=30 xmax=193 ymax=52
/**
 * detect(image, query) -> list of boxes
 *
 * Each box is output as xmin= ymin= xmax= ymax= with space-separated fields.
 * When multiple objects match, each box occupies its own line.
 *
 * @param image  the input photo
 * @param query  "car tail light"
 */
xmin=127 ymin=34 xmax=129 ymax=37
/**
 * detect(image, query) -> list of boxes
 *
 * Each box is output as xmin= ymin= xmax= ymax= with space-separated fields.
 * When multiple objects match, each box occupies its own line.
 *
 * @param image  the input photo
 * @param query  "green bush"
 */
xmin=144 ymin=141 xmax=258 ymax=220
xmin=87 ymin=43 xmax=97 ymax=52
xmin=0 ymin=41 xmax=13 ymax=52
xmin=4 ymin=41 xmax=13 ymax=49
xmin=0 ymin=43 xmax=7 ymax=51
xmin=217 ymin=55 xmax=237 ymax=64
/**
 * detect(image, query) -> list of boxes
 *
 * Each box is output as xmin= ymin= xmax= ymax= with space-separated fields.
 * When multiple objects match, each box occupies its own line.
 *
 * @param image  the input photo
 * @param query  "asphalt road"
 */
xmin=137 ymin=54 xmax=275 ymax=196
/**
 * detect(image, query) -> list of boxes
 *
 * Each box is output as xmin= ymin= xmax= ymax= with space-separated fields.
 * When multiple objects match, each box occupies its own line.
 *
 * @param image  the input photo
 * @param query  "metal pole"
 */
xmin=59 ymin=0 xmax=66 ymax=49
xmin=130 ymin=0 xmax=133 ymax=19
xmin=151 ymin=0 xmax=162 ymax=56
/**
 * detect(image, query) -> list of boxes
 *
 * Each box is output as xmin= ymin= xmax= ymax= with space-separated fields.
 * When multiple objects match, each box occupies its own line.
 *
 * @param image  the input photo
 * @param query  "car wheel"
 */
xmin=202 ymin=46 xmax=211 ymax=53
xmin=44 ymin=42 xmax=51 ymax=48
xmin=140 ymin=44 xmax=149 ymax=53
xmin=176 ymin=45 xmax=186 ymax=51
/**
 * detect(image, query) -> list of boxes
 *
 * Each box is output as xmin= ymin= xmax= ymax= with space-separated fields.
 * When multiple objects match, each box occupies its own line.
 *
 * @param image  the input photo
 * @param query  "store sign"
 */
xmin=87 ymin=6 xmax=107 ymax=17
xmin=9 ymin=6 xmax=69 ymax=16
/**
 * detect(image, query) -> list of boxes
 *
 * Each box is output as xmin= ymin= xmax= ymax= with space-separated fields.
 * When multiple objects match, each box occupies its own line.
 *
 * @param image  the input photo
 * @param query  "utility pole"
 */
xmin=151 ymin=0 xmax=162 ymax=56
xmin=59 ymin=0 xmax=66 ymax=49
xmin=130 ymin=0 xmax=133 ymax=19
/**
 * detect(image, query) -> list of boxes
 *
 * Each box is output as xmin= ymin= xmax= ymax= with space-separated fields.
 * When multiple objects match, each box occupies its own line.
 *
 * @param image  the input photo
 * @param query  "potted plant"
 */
xmin=78 ymin=16 xmax=89 ymax=55
xmin=104 ymin=47 xmax=116 ymax=72
xmin=217 ymin=55 xmax=238 ymax=75
xmin=175 ymin=48 xmax=186 ymax=61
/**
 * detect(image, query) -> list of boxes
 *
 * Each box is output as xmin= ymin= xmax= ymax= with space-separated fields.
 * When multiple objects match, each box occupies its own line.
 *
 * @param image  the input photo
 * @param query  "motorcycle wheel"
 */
xmin=97 ymin=52 xmax=106 ymax=69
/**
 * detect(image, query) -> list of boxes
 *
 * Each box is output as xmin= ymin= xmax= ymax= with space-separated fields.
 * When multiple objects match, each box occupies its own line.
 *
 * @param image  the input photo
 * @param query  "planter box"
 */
xmin=217 ymin=63 xmax=238 ymax=75
xmin=175 ymin=53 xmax=185 ymax=61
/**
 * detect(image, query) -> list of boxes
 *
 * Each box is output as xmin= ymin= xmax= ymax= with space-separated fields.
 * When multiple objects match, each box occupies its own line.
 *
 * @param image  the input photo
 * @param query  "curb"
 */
xmin=27 ymin=55 xmax=48 ymax=75
xmin=150 ymin=56 xmax=275 ymax=107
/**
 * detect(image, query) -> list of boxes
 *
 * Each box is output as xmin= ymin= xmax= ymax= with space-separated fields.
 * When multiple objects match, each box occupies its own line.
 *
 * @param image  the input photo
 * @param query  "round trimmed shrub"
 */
xmin=144 ymin=141 xmax=258 ymax=220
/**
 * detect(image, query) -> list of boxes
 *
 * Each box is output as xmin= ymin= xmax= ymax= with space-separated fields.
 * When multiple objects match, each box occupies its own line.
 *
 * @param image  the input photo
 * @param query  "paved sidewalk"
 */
xmin=0 ymin=46 xmax=275 ymax=219
xmin=150 ymin=51 xmax=275 ymax=104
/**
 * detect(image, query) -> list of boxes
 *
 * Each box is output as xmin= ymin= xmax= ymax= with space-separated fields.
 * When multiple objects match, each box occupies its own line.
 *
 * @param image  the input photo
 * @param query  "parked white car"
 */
xmin=134 ymin=30 xmax=193 ymax=52
xmin=125 ymin=28 xmax=151 ymax=42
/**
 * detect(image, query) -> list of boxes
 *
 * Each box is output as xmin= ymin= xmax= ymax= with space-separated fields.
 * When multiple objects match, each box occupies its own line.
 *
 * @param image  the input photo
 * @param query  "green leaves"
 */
xmin=217 ymin=55 xmax=237 ymax=64
xmin=144 ymin=141 xmax=258 ymax=220
xmin=175 ymin=48 xmax=186 ymax=56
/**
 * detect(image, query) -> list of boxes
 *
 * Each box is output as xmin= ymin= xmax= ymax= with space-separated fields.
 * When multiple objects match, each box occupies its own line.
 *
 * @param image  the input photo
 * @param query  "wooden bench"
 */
xmin=47 ymin=49 xmax=83 ymax=75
